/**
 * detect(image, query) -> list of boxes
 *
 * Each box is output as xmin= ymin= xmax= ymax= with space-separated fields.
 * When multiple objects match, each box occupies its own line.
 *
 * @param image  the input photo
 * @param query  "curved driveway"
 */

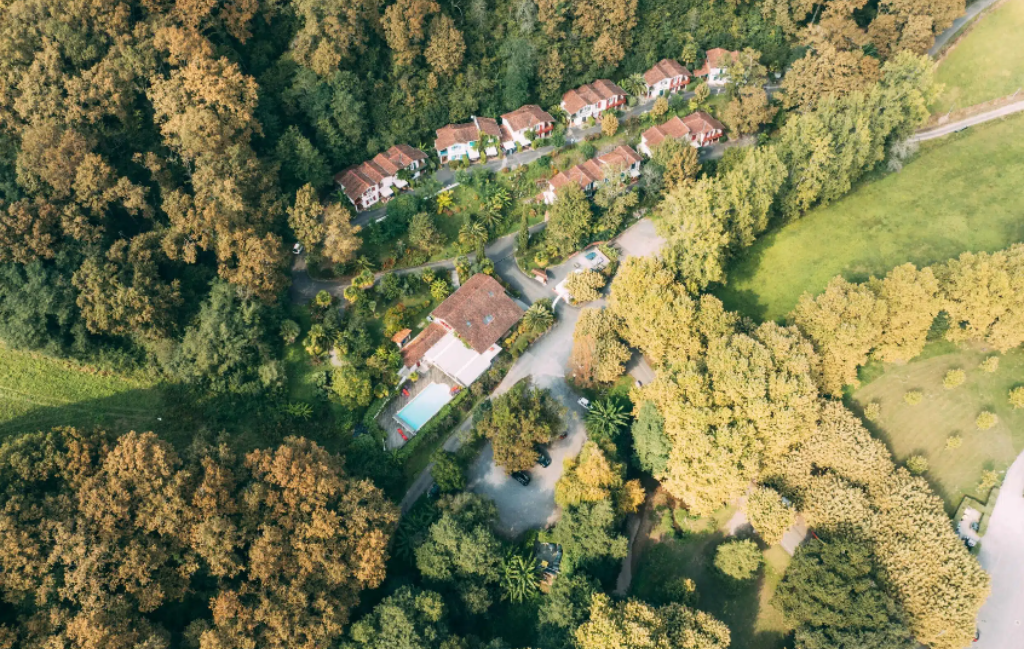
xmin=974 ymin=450 xmax=1024 ymax=648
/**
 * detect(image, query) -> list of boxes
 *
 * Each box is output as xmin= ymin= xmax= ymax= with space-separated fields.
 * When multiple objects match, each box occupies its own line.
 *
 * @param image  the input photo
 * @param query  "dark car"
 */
xmin=536 ymin=451 xmax=552 ymax=468
xmin=511 ymin=471 xmax=531 ymax=486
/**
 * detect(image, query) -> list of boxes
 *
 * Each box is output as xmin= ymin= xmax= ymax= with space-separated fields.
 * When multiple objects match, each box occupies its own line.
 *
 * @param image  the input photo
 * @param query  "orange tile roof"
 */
xmin=644 ymin=59 xmax=691 ymax=86
xmin=502 ymin=105 xmax=555 ymax=133
xmin=336 ymin=145 xmax=427 ymax=203
xmin=401 ymin=322 xmax=448 ymax=368
xmin=549 ymin=145 xmax=641 ymax=193
xmin=642 ymin=116 xmax=692 ymax=149
xmin=474 ymin=116 xmax=502 ymax=140
xmin=431 ymin=274 xmax=523 ymax=353
xmin=681 ymin=111 xmax=726 ymax=136
xmin=695 ymin=48 xmax=738 ymax=76
xmin=434 ymin=122 xmax=479 ymax=151
xmin=562 ymin=79 xmax=627 ymax=115
xmin=391 ymin=328 xmax=412 ymax=344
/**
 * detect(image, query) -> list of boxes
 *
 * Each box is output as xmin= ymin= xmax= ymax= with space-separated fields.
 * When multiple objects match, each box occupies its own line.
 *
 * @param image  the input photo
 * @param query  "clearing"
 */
xmin=852 ymin=344 xmax=1024 ymax=514
xmin=716 ymin=112 xmax=1024 ymax=322
xmin=931 ymin=0 xmax=1024 ymax=113
xmin=630 ymin=493 xmax=792 ymax=649
xmin=0 ymin=345 xmax=165 ymax=440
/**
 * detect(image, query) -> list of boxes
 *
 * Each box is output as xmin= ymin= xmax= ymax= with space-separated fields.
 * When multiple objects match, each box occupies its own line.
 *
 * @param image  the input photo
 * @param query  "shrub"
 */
xmin=1009 ymin=386 xmax=1024 ymax=409
xmin=714 ymin=539 xmax=762 ymax=581
xmin=904 ymin=390 xmax=923 ymax=405
xmin=975 ymin=411 xmax=997 ymax=430
xmin=943 ymin=369 xmax=966 ymax=390
xmin=978 ymin=470 xmax=1000 ymax=493
xmin=745 ymin=486 xmax=794 ymax=545
xmin=863 ymin=401 xmax=881 ymax=421
xmin=980 ymin=356 xmax=1000 ymax=373
xmin=945 ymin=434 xmax=963 ymax=450
xmin=905 ymin=455 xmax=929 ymax=475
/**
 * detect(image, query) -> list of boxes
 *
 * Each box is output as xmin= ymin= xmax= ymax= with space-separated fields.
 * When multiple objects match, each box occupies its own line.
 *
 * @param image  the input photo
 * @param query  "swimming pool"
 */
xmin=585 ymin=251 xmax=598 ymax=260
xmin=395 ymin=382 xmax=454 ymax=432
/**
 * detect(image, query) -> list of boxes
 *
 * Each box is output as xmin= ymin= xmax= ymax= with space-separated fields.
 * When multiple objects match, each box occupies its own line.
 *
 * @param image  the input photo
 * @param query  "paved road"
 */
xmin=929 ymin=0 xmax=1004 ymax=56
xmin=974 ymin=450 xmax=1024 ymax=649
xmin=911 ymin=99 xmax=1024 ymax=142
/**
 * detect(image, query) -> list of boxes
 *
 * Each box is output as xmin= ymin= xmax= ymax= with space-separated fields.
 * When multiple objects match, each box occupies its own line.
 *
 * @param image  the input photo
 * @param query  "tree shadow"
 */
xmin=714 ymin=232 xmax=776 ymax=322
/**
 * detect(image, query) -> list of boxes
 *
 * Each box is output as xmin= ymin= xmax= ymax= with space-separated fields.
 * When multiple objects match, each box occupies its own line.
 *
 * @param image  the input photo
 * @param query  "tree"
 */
xmin=586 ymin=398 xmax=631 ymax=444
xmin=975 ymin=411 xmax=997 ymax=430
xmin=281 ymin=319 xmax=301 ymax=344
xmin=565 ymin=269 xmax=606 ymax=303
xmin=656 ymin=178 xmax=731 ymax=293
xmin=745 ymin=486 xmax=795 ymax=545
xmin=545 ymin=501 xmax=628 ymax=575
xmin=425 ymin=15 xmax=466 ymax=76
xmin=782 ymin=43 xmax=880 ymax=111
xmin=521 ymin=299 xmax=555 ymax=335
xmin=724 ymin=48 xmax=769 ymax=91
xmin=868 ymin=264 xmax=940 ymax=363
xmin=575 ymin=595 xmax=730 ymax=649
xmin=943 ymin=368 xmax=966 ymax=389
xmin=571 ymin=308 xmax=630 ymax=386
xmin=276 ymin=127 xmax=331 ymax=191
xmin=501 ymin=552 xmax=540 ymax=603
xmin=474 ymin=380 xmax=564 ymax=472
xmin=632 ymin=402 xmax=670 ymax=476
xmin=556 ymin=441 xmax=643 ymax=515
xmin=601 ymin=112 xmax=619 ymax=137
xmin=409 ymin=212 xmax=446 ymax=256
xmin=431 ymin=452 xmax=467 ymax=493
xmin=383 ymin=0 xmax=442 ymax=68
xmin=935 ymin=245 xmax=1024 ymax=352
xmin=290 ymin=0 xmax=381 ymax=76
xmin=1010 ymin=387 xmax=1024 ymax=410
xmin=790 ymin=276 xmax=888 ymax=396
xmin=333 ymin=365 xmax=373 ymax=408
xmin=323 ymin=203 xmax=362 ymax=265
xmin=546 ymin=183 xmax=594 ymax=256
xmin=459 ymin=220 xmax=489 ymax=259
xmin=536 ymin=574 xmax=601 ymax=649
xmin=721 ymin=86 xmax=777 ymax=136
xmin=651 ymin=138 xmax=700 ymax=191
xmin=650 ymin=96 xmax=669 ymax=120
xmin=714 ymin=539 xmax=763 ymax=580
xmin=430 ymin=280 xmax=450 ymax=302
xmin=775 ymin=537 xmax=915 ymax=649
xmin=415 ymin=494 xmax=503 ymax=614
xmin=342 ymin=587 xmax=451 ymax=649
xmin=690 ymin=82 xmax=710 ymax=109
xmin=289 ymin=184 xmax=326 ymax=252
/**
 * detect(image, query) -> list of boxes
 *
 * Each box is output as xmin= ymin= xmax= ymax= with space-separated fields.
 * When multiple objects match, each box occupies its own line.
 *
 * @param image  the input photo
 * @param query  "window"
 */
xmin=483 ymin=315 xmax=494 ymax=325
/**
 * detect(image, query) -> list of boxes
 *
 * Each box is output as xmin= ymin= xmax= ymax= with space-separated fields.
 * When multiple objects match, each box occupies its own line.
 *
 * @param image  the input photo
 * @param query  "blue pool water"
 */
xmin=396 ymin=382 xmax=454 ymax=431
xmin=585 ymin=251 xmax=598 ymax=260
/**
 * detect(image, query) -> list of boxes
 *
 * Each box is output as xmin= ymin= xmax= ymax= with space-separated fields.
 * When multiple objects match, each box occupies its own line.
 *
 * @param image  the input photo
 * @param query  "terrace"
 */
xmin=377 ymin=365 xmax=458 ymax=450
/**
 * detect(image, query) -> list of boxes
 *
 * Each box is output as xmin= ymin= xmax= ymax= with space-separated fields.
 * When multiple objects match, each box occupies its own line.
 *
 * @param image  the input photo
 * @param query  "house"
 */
xmin=542 ymin=145 xmax=642 ymax=204
xmin=400 ymin=274 xmax=524 ymax=386
xmin=560 ymin=79 xmax=627 ymax=126
xmin=644 ymin=59 xmax=691 ymax=98
xmin=335 ymin=144 xmax=428 ymax=211
xmin=434 ymin=116 xmax=503 ymax=164
xmin=501 ymin=105 xmax=556 ymax=152
xmin=638 ymin=112 xmax=726 ymax=156
xmin=694 ymin=48 xmax=739 ymax=86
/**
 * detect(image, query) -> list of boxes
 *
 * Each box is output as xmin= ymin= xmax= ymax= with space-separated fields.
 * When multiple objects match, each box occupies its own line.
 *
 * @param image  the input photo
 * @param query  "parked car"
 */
xmin=428 ymin=483 xmax=441 ymax=499
xmin=511 ymin=471 xmax=531 ymax=486
xmin=536 ymin=450 xmax=552 ymax=468
xmin=292 ymin=242 xmax=304 ymax=255
xmin=578 ymin=397 xmax=590 ymax=410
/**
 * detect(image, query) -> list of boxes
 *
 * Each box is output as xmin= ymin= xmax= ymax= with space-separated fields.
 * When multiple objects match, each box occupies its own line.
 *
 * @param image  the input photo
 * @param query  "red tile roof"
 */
xmin=401 ymin=322 xmax=448 ymax=368
xmin=562 ymin=79 xmax=627 ymax=115
xmin=641 ymin=115 xmax=692 ymax=150
xmin=391 ymin=328 xmax=412 ymax=345
xmin=335 ymin=145 xmax=427 ymax=203
xmin=431 ymin=274 xmax=523 ymax=353
xmin=681 ymin=111 xmax=726 ymax=137
xmin=474 ymin=116 xmax=502 ymax=140
xmin=502 ymin=105 xmax=555 ymax=133
xmin=695 ymin=48 xmax=738 ymax=76
xmin=335 ymin=166 xmax=375 ymax=203
xmin=548 ymin=146 xmax=642 ymax=192
xmin=644 ymin=59 xmax=691 ymax=86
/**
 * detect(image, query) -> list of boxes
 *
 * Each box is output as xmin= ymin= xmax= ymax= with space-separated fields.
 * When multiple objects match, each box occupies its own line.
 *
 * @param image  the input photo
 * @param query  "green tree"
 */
xmin=474 ymin=379 xmax=564 ymax=472
xmin=333 ymin=365 xmax=373 ymax=408
xmin=500 ymin=552 xmax=540 ymax=603
xmin=745 ymin=486 xmax=794 ymax=545
xmin=571 ymin=308 xmax=630 ymax=386
xmin=632 ymin=401 xmax=670 ymax=476
xmin=565 ymin=269 xmax=606 ymax=303
xmin=575 ymin=595 xmax=730 ymax=649
xmin=714 ymin=539 xmax=762 ymax=581
xmin=431 ymin=452 xmax=466 ymax=493
xmin=409 ymin=212 xmax=446 ymax=256
xmin=280 ymin=319 xmax=301 ymax=344
xmin=342 ymin=587 xmax=450 ymax=649
xmin=545 ymin=501 xmax=628 ymax=576
xmin=459 ymin=220 xmax=489 ymax=259
xmin=775 ymin=537 xmax=915 ymax=649
xmin=536 ymin=574 xmax=601 ymax=649
xmin=547 ymin=183 xmax=594 ymax=256
xmin=586 ymin=398 xmax=631 ymax=444
xmin=656 ymin=178 xmax=731 ymax=293
xmin=521 ymin=299 xmax=555 ymax=335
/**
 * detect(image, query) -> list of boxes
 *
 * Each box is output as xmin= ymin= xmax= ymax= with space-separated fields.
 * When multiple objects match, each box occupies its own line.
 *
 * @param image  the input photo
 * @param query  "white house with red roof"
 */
xmin=541 ymin=145 xmax=643 ymax=204
xmin=694 ymin=48 xmax=739 ymax=86
xmin=335 ymin=144 xmax=428 ymax=212
xmin=644 ymin=59 xmax=691 ymax=99
xmin=560 ymin=80 xmax=627 ymax=126
xmin=500 ymin=105 xmax=555 ymax=152
xmin=638 ymin=111 xmax=726 ymax=156
xmin=434 ymin=116 xmax=503 ymax=164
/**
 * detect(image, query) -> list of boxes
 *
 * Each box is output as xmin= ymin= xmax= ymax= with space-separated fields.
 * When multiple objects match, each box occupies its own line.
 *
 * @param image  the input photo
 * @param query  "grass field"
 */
xmin=931 ymin=0 xmax=1024 ymax=113
xmin=852 ymin=344 xmax=1024 ymax=514
xmin=631 ymin=500 xmax=792 ymax=649
xmin=715 ymin=112 xmax=1024 ymax=322
xmin=0 ymin=345 xmax=165 ymax=440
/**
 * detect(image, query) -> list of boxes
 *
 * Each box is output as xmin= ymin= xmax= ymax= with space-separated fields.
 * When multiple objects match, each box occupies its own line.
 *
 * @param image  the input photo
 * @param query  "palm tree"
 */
xmin=522 ymin=300 xmax=554 ymax=335
xmin=501 ymin=551 xmax=540 ymax=603
xmin=459 ymin=220 xmax=488 ymax=258
xmin=355 ymin=255 xmax=375 ymax=273
xmin=621 ymin=72 xmax=647 ymax=98
xmin=489 ymin=186 xmax=511 ymax=212
xmin=586 ymin=398 xmax=631 ymax=441
xmin=436 ymin=190 xmax=455 ymax=214
xmin=478 ymin=208 xmax=502 ymax=231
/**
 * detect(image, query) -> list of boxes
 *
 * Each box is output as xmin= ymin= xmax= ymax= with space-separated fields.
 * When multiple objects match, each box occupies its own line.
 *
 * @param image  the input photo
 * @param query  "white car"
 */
xmin=292 ymin=243 xmax=304 ymax=255
xmin=578 ymin=397 xmax=590 ymax=410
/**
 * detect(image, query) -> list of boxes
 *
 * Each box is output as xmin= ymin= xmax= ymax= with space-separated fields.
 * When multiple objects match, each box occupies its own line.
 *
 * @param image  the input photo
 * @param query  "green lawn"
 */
xmin=631 ymin=502 xmax=792 ymax=649
xmin=0 ymin=345 xmax=166 ymax=440
xmin=852 ymin=344 xmax=1024 ymax=514
xmin=932 ymin=0 xmax=1024 ymax=113
xmin=716 ymin=112 xmax=1024 ymax=322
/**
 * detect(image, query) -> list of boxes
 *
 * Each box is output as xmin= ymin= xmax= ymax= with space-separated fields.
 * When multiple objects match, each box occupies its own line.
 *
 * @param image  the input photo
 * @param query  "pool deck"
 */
xmin=378 ymin=365 xmax=457 ymax=450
